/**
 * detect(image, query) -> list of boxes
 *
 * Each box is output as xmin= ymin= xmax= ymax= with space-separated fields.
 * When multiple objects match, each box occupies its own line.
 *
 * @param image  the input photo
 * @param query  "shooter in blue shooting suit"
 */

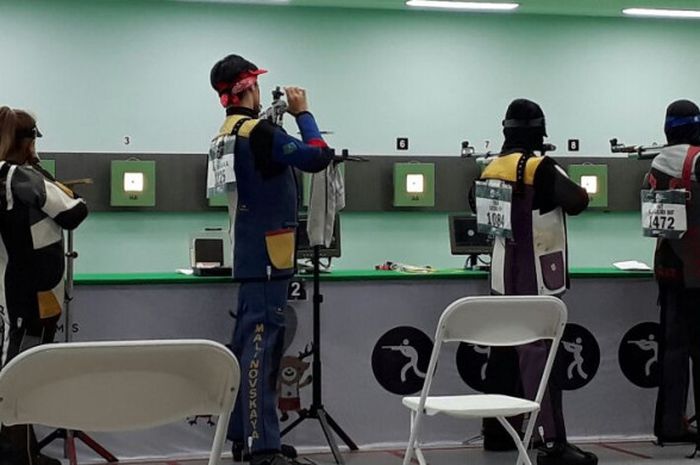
xmin=209 ymin=54 xmax=334 ymax=465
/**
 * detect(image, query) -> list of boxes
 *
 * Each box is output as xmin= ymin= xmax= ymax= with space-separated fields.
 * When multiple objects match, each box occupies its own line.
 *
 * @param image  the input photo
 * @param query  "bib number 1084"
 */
xmin=475 ymin=181 xmax=513 ymax=238
xmin=487 ymin=211 xmax=506 ymax=228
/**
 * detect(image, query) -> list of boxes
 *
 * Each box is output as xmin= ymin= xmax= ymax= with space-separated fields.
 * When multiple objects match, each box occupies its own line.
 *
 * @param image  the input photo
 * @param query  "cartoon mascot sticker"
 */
xmin=278 ymin=344 xmax=313 ymax=421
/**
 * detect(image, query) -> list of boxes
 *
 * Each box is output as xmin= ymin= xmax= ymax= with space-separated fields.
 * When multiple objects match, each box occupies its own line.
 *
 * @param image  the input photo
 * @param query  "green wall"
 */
xmin=73 ymin=211 xmax=652 ymax=273
xmin=0 ymin=0 xmax=699 ymax=156
xmin=0 ymin=1 xmax=684 ymax=273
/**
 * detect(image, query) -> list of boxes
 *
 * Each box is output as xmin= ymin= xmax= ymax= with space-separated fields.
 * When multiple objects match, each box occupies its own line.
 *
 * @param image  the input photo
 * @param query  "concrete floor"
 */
xmin=112 ymin=441 xmax=700 ymax=465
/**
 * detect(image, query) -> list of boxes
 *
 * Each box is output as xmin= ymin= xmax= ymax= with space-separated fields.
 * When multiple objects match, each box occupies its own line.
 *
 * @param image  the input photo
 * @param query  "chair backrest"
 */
xmin=0 ymin=339 xmax=239 ymax=432
xmin=415 ymin=295 xmax=567 ymax=410
xmin=438 ymin=295 xmax=567 ymax=346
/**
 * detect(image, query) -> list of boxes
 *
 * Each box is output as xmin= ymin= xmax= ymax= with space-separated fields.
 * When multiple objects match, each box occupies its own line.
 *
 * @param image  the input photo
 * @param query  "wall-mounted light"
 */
xmin=123 ymin=172 xmax=145 ymax=193
xmin=580 ymin=175 xmax=598 ymax=195
xmin=406 ymin=1 xmax=519 ymax=11
xmin=623 ymin=8 xmax=700 ymax=18
xmin=406 ymin=174 xmax=425 ymax=194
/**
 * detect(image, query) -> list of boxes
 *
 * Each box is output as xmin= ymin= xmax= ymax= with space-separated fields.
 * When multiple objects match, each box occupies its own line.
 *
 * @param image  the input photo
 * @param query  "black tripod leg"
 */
xmin=325 ymin=413 xmax=358 ymax=450
xmin=38 ymin=429 xmax=66 ymax=450
xmin=281 ymin=409 xmax=310 ymax=437
xmin=317 ymin=409 xmax=344 ymax=465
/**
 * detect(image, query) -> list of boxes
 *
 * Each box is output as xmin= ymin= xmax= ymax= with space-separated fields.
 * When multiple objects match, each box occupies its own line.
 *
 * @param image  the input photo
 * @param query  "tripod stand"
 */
xmin=281 ymin=245 xmax=357 ymax=465
xmin=38 ymin=229 xmax=118 ymax=465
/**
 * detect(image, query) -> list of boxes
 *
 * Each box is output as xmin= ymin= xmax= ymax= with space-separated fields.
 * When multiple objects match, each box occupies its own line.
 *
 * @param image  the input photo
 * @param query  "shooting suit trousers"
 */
xmin=517 ymin=341 xmax=566 ymax=442
xmin=228 ymin=280 xmax=287 ymax=453
xmin=483 ymin=342 xmax=566 ymax=443
xmin=654 ymin=285 xmax=700 ymax=438
xmin=2 ymin=311 xmax=58 ymax=368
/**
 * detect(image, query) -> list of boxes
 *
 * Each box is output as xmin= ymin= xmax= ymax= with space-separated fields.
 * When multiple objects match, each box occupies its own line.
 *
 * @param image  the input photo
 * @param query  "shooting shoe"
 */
xmin=655 ymin=431 xmax=698 ymax=445
xmin=234 ymin=444 xmax=298 ymax=462
xmin=483 ymin=433 xmax=517 ymax=452
xmin=250 ymin=452 xmax=304 ymax=465
xmin=537 ymin=442 xmax=597 ymax=465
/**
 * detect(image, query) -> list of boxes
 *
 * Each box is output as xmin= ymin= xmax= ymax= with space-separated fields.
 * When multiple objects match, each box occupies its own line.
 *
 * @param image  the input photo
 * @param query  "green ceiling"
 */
xmin=253 ymin=0 xmax=700 ymax=17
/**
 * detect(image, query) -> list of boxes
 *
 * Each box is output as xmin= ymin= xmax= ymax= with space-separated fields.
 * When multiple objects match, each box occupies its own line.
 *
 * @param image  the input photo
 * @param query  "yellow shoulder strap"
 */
xmin=481 ymin=153 xmax=545 ymax=186
xmin=217 ymin=115 xmax=261 ymax=138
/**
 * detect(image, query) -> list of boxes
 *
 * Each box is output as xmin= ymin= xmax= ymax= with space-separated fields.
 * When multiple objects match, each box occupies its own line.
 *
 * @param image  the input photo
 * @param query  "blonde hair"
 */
xmin=0 ymin=107 xmax=38 ymax=162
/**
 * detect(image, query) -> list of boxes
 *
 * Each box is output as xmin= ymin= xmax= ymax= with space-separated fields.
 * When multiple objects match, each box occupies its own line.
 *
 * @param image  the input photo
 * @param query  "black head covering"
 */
xmin=665 ymin=99 xmax=700 ymax=146
xmin=501 ymin=99 xmax=547 ymax=153
xmin=210 ymin=54 xmax=262 ymax=93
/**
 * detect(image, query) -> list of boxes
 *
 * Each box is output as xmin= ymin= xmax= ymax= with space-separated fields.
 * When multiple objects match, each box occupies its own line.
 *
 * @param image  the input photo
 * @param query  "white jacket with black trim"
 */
xmin=0 ymin=162 xmax=87 ymax=360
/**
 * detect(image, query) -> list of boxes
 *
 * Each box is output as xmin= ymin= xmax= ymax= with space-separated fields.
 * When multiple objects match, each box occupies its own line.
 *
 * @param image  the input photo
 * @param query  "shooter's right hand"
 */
xmin=285 ymin=86 xmax=309 ymax=116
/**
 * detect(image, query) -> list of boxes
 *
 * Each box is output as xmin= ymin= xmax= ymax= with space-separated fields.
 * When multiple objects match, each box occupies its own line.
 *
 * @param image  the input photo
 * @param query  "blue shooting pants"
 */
xmin=228 ymin=280 xmax=287 ymax=453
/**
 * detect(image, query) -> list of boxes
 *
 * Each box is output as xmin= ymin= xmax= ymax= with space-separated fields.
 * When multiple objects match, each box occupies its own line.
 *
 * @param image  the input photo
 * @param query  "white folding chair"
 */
xmin=0 ymin=339 xmax=239 ymax=465
xmin=402 ymin=295 xmax=567 ymax=465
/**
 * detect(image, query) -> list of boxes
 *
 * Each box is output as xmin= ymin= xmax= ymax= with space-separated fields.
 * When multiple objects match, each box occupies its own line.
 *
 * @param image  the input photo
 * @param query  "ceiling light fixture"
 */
xmin=406 ymin=0 xmax=519 ymax=11
xmin=176 ymin=0 xmax=289 ymax=4
xmin=622 ymin=7 xmax=700 ymax=18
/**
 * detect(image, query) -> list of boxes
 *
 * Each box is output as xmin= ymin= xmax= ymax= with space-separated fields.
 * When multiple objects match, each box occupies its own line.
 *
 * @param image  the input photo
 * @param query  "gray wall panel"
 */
xmin=41 ymin=152 xmax=652 ymax=212
xmin=57 ymin=277 xmax=659 ymax=460
xmin=46 ymin=152 xmax=212 ymax=212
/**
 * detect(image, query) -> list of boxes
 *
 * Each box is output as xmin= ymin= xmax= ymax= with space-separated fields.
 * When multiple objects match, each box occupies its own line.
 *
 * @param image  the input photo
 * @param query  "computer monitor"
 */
xmin=297 ymin=215 xmax=342 ymax=259
xmin=190 ymin=228 xmax=232 ymax=276
xmin=193 ymin=238 xmax=224 ymax=266
xmin=449 ymin=215 xmax=492 ymax=256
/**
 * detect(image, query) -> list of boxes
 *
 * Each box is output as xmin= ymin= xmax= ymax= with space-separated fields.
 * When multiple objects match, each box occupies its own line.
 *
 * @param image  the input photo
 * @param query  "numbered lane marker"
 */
xmin=287 ymin=280 xmax=307 ymax=301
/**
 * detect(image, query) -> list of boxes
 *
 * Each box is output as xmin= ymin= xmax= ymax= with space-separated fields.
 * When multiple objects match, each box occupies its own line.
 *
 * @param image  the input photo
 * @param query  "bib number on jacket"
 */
xmin=476 ymin=181 xmax=513 ymax=239
xmin=641 ymin=189 xmax=688 ymax=239
xmin=207 ymin=135 xmax=237 ymax=198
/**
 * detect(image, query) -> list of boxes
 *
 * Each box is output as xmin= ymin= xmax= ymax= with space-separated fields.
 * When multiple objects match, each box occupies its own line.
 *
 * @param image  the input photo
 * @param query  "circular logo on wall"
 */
xmin=371 ymin=326 xmax=433 ymax=395
xmin=618 ymin=322 xmax=660 ymax=388
xmin=455 ymin=343 xmax=491 ymax=392
xmin=553 ymin=323 xmax=600 ymax=391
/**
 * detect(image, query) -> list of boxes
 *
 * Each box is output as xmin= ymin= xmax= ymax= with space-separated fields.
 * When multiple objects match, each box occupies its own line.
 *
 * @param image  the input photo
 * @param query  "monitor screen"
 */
xmin=193 ymin=238 xmax=224 ymax=266
xmin=449 ymin=215 xmax=492 ymax=255
xmin=297 ymin=216 xmax=342 ymax=259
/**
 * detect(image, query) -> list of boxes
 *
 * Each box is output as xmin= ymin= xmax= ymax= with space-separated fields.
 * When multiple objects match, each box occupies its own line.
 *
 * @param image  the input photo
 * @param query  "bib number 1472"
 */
xmin=641 ymin=189 xmax=688 ymax=239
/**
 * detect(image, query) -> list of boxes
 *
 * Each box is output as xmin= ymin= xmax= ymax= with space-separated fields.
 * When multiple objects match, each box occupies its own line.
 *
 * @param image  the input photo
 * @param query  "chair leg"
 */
xmin=403 ymin=410 xmax=424 ymax=465
xmin=209 ymin=411 xmax=232 ymax=465
xmin=518 ymin=411 xmax=540 ymax=465
xmin=415 ymin=446 xmax=428 ymax=465
xmin=410 ymin=411 xmax=428 ymax=465
xmin=496 ymin=416 xmax=533 ymax=465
